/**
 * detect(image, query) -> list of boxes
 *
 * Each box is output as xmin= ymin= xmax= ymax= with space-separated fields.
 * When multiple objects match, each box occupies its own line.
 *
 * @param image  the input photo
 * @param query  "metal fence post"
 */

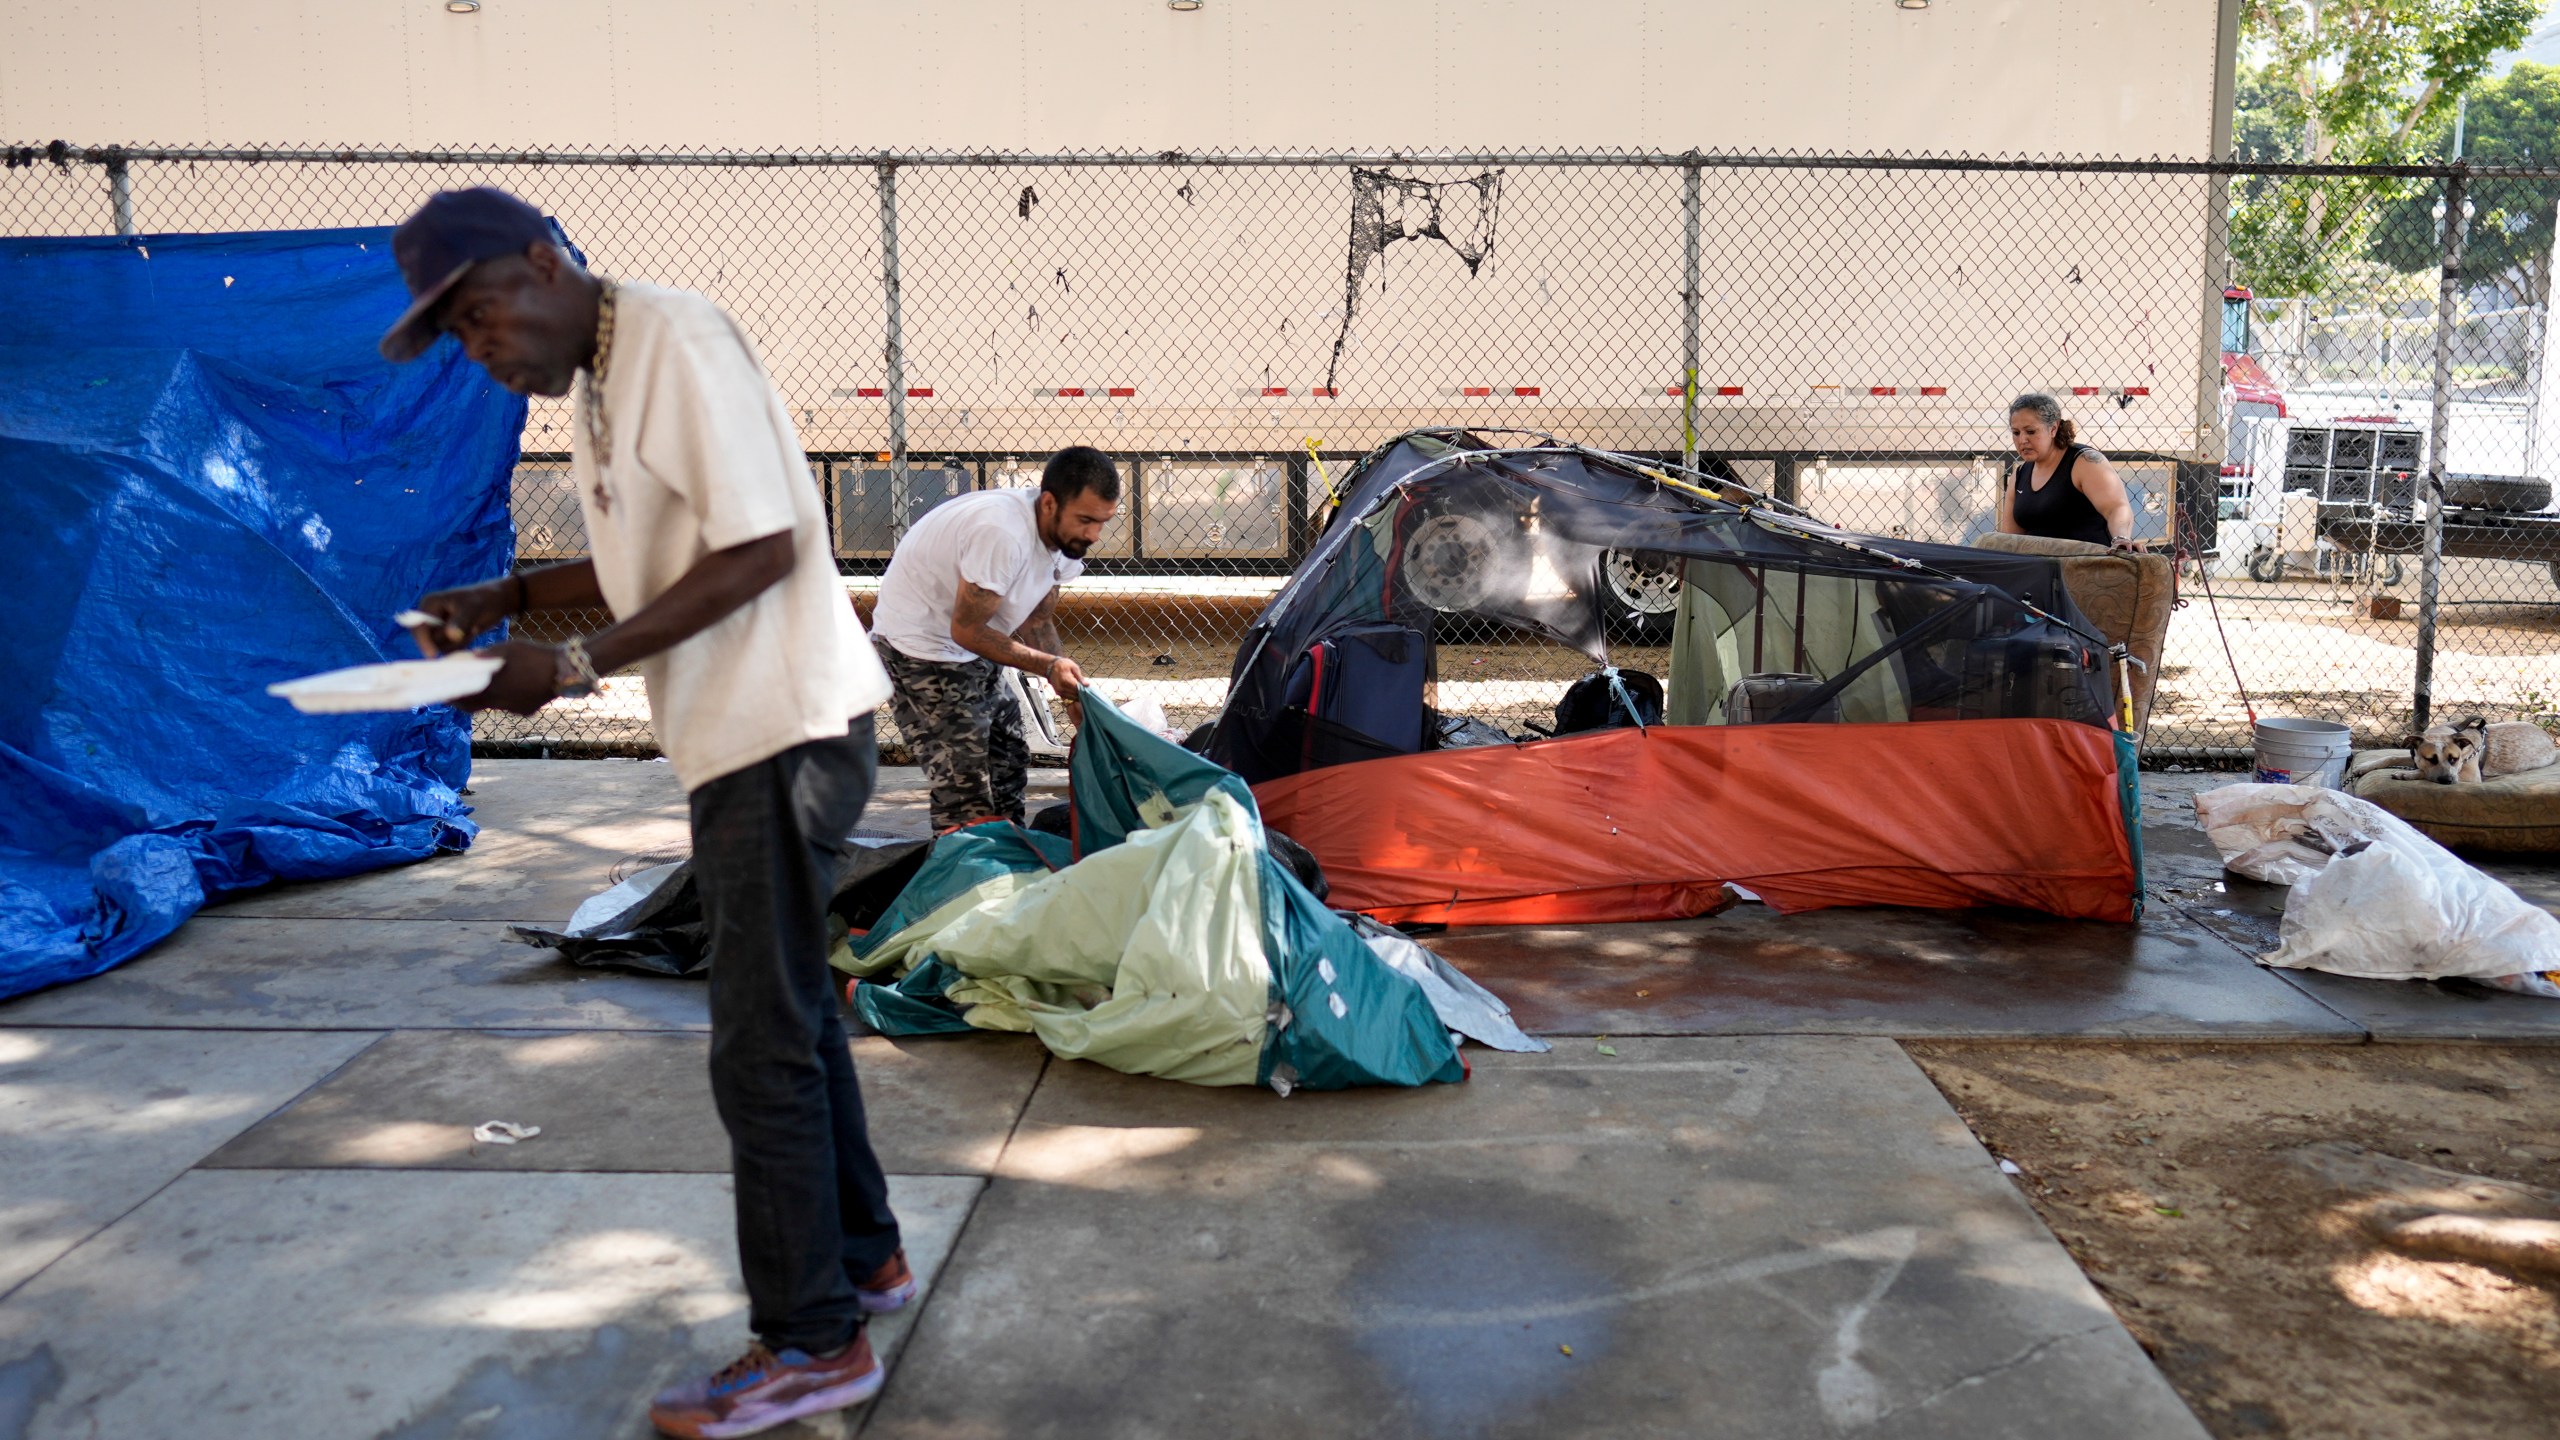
xmin=104 ymin=151 xmax=134 ymax=236
xmin=875 ymin=162 xmax=909 ymax=517
xmin=2414 ymin=166 xmax=2468 ymax=734
xmin=1679 ymin=158 xmax=1702 ymax=474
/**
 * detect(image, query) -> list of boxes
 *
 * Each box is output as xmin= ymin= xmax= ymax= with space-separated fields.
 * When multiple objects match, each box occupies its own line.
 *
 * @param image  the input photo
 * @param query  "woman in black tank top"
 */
xmin=2000 ymin=393 xmax=2135 ymax=550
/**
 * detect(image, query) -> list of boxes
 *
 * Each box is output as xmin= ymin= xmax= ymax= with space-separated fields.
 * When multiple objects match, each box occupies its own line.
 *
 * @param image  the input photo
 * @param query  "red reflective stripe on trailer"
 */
xmin=1513 ymin=386 xmax=1540 ymax=397
xmin=854 ymin=387 xmax=884 ymax=398
xmin=1055 ymin=388 xmax=1085 ymax=397
xmin=1262 ymin=386 xmax=1290 ymax=396
xmin=2072 ymin=386 xmax=2099 ymax=396
xmin=1716 ymin=386 xmax=1743 ymax=396
xmin=906 ymin=388 xmax=933 ymax=398
xmin=1461 ymin=386 xmax=1493 ymax=397
xmin=1665 ymin=385 xmax=1687 ymax=396
xmin=1920 ymin=386 xmax=1948 ymax=396
xmin=2123 ymin=386 xmax=2150 ymax=396
xmin=1869 ymin=387 xmax=1896 ymax=396
xmin=1107 ymin=387 xmax=1136 ymax=397
xmin=1309 ymin=387 xmax=1338 ymax=397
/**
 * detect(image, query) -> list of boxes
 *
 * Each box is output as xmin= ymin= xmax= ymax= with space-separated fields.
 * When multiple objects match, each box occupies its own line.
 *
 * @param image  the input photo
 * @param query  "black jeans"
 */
xmin=689 ymin=715 xmax=900 ymax=1353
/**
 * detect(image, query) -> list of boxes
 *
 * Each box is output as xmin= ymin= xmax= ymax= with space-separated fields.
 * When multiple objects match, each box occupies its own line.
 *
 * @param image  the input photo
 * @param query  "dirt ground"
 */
xmin=1905 ymin=1042 xmax=2560 ymax=1440
xmin=2150 ymin=578 xmax=2560 ymax=743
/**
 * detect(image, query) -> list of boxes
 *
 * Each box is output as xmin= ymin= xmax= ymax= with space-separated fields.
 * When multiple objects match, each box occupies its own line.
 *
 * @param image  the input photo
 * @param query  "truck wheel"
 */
xmin=1598 ymin=549 xmax=1682 ymax=645
xmin=1399 ymin=506 xmax=1512 ymax=615
xmin=2440 ymin=475 xmax=2553 ymax=512
xmin=2247 ymin=547 xmax=2285 ymax=583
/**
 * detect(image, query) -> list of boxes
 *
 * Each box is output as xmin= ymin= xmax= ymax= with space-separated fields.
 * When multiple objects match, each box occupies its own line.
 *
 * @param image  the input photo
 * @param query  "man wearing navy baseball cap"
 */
xmin=388 ymin=187 xmax=910 ymax=1438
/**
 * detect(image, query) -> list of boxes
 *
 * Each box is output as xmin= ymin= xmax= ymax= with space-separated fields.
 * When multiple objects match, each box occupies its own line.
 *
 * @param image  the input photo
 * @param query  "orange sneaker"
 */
xmin=856 ymin=1247 xmax=919 ymax=1313
xmin=648 ymin=1333 xmax=882 ymax=1439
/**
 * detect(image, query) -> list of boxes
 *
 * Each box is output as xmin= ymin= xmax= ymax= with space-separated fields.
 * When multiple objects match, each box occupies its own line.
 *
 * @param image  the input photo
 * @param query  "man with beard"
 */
xmin=868 ymin=448 xmax=1119 ymax=831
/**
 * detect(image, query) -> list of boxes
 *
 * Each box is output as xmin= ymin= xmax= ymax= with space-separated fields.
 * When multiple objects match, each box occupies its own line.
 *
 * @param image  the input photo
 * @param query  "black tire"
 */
xmin=2247 ymin=547 xmax=2285 ymax=583
xmin=1398 ymin=502 xmax=1518 ymax=616
xmin=1597 ymin=548 xmax=1682 ymax=645
xmin=2441 ymin=474 xmax=2553 ymax=512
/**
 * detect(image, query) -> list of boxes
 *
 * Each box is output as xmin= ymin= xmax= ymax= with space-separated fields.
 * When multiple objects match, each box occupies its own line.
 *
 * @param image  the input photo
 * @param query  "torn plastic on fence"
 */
xmin=2193 ymin=783 xmax=2560 ymax=994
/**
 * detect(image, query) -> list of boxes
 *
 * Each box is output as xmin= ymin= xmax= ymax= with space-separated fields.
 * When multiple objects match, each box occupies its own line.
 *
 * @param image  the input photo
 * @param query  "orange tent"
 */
xmin=1254 ymin=717 xmax=2138 ymax=926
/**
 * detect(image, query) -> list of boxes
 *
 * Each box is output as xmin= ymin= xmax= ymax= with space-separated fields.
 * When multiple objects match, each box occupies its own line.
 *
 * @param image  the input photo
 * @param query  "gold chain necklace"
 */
xmin=583 ymin=278 xmax=619 ymax=512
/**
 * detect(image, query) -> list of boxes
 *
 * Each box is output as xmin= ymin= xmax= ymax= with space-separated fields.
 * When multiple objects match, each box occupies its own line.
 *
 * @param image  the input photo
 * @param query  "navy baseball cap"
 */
xmin=378 ymin=187 xmax=556 ymax=362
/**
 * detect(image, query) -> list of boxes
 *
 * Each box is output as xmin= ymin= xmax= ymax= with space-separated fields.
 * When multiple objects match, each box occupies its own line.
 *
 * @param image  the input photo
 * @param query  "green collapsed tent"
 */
xmin=831 ymin=691 xmax=1534 ymax=1093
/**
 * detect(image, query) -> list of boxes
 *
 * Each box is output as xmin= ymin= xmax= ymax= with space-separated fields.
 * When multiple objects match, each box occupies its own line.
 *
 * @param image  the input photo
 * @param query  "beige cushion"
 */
xmin=2349 ymin=748 xmax=2560 ymax=852
xmin=1973 ymin=534 xmax=2174 ymax=742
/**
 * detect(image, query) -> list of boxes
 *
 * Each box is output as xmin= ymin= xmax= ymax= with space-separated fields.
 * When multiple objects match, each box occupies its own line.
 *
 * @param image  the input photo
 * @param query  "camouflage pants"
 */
xmin=873 ymin=637 xmax=1027 ymax=832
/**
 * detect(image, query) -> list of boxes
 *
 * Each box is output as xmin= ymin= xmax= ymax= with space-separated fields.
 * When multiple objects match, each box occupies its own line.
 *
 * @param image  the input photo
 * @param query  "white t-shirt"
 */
xmin=569 ymin=281 xmax=892 ymax=790
xmin=870 ymin=488 xmax=1084 ymax=664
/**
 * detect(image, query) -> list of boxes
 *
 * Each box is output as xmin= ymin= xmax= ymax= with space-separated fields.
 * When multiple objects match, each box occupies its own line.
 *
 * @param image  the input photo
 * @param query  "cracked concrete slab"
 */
xmin=0 ymin=1169 xmax=980 ymax=1439
xmin=0 ymin=1028 xmax=379 ymax=1297
xmin=0 ymin=919 xmax=713 ymax=1032
xmin=2265 ymin=969 xmax=2560 ymax=1044
xmin=201 ymin=1029 xmax=1047 ymax=1176
xmin=1423 ymin=901 xmax=2360 ymax=1041
xmin=868 ymin=1037 xmax=2206 ymax=1440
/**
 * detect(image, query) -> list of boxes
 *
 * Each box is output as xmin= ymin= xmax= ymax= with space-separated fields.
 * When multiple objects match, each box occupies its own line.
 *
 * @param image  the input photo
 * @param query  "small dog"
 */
xmin=2403 ymin=716 xmax=2560 ymax=784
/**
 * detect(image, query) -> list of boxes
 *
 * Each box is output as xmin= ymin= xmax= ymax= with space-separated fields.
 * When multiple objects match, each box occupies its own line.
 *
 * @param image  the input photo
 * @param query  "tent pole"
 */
xmin=2415 ymin=167 xmax=2466 ymax=733
xmin=1792 ymin=570 xmax=1807 ymax=673
xmin=1751 ymin=567 xmax=1766 ymax=672
xmin=876 ymin=162 xmax=910 ymax=527
xmin=1680 ymin=157 xmax=1702 ymax=474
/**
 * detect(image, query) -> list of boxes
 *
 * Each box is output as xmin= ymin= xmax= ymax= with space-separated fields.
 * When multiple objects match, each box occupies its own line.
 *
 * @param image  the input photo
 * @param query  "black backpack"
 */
xmin=1552 ymin=667 xmax=1665 ymax=735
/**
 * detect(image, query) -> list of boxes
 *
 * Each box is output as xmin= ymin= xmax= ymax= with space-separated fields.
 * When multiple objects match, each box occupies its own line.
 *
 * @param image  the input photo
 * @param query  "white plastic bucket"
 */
xmin=2253 ymin=717 xmax=2352 ymax=789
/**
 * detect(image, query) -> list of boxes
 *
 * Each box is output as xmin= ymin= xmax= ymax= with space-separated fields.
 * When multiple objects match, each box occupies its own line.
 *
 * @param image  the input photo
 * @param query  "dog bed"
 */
xmin=2346 ymin=749 xmax=2560 ymax=852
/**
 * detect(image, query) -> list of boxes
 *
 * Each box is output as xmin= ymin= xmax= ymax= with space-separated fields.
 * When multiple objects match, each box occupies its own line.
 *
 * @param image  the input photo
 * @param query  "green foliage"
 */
xmin=2369 ymin=63 xmax=2560 ymax=286
xmin=2229 ymin=0 xmax=2539 ymax=297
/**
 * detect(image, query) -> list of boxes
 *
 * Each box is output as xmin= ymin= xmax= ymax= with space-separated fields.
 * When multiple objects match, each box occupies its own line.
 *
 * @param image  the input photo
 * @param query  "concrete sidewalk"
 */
xmin=1 ymin=761 xmax=2554 ymax=1438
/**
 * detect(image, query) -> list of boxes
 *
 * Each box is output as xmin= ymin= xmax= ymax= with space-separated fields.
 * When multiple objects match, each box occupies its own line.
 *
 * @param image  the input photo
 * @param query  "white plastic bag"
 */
xmin=1117 ymin=695 xmax=1180 ymax=742
xmin=2192 ymin=783 xmax=2560 ymax=987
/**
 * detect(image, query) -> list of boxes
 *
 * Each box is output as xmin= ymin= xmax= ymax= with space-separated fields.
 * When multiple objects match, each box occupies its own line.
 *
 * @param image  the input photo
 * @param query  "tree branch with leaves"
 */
xmin=2230 ymin=0 xmax=2538 ymax=297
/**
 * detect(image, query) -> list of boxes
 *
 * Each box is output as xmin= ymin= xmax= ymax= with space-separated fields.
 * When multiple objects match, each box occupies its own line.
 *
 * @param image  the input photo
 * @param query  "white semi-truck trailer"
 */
xmin=5 ymin=1 xmax=2246 ymax=582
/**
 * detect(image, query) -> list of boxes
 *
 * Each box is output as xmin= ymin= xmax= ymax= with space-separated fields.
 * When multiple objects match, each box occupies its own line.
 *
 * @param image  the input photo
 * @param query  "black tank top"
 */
xmin=2012 ymin=444 xmax=2113 ymax=546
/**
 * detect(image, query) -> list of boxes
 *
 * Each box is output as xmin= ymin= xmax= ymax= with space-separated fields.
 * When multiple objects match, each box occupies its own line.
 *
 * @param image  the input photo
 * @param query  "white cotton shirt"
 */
xmin=569 ymin=281 xmax=892 ymax=791
xmin=870 ymin=488 xmax=1084 ymax=663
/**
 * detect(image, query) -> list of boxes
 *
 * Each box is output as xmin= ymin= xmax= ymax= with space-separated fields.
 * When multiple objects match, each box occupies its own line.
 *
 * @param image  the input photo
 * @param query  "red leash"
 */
xmin=2186 ymin=544 xmax=2259 ymax=729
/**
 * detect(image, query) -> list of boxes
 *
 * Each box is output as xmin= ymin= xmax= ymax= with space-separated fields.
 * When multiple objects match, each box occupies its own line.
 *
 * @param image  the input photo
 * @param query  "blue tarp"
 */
xmin=0 ymin=226 xmax=525 ymax=997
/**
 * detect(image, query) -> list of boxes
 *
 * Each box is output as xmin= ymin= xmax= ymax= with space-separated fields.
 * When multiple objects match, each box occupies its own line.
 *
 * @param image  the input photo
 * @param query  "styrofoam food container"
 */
xmin=267 ymin=654 xmax=504 ymax=714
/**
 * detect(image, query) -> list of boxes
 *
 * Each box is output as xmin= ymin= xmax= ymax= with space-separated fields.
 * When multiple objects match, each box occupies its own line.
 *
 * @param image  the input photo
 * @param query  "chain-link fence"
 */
xmin=8 ymin=144 xmax=2557 ymax=761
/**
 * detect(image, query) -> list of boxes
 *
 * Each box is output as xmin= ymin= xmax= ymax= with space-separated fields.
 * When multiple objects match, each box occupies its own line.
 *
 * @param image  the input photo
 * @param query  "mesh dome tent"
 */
xmin=1208 ymin=429 xmax=2143 ymax=926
